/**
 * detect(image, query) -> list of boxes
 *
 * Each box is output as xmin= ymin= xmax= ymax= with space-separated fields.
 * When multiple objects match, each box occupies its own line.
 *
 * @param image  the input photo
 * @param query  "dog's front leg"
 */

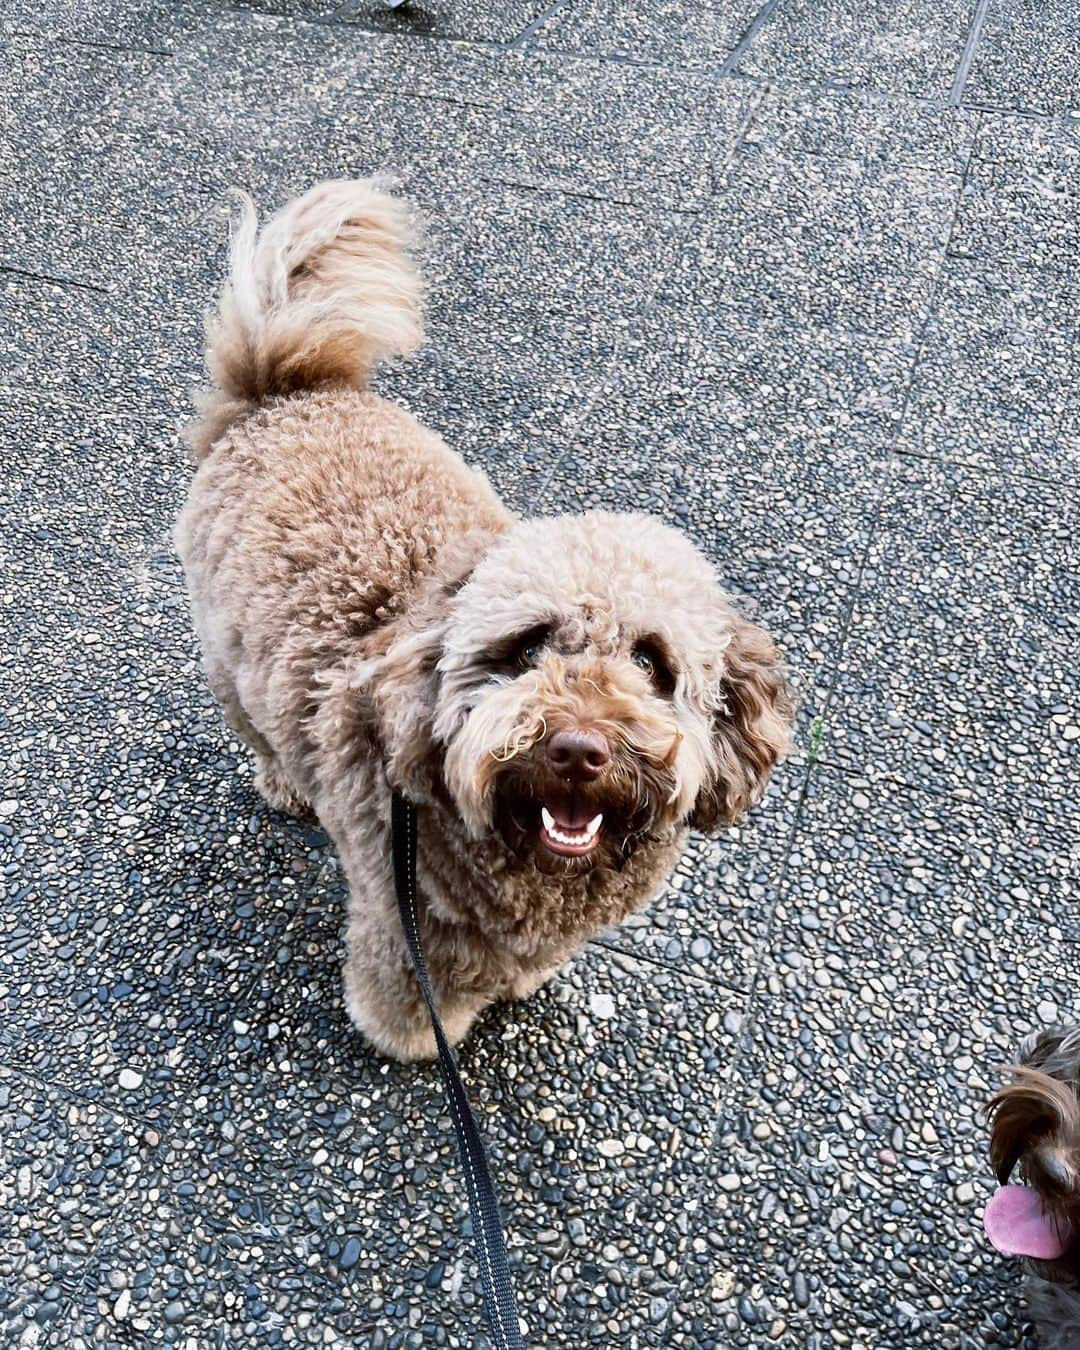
xmin=338 ymin=859 xmax=484 ymax=1061
xmin=342 ymin=926 xmax=483 ymax=1061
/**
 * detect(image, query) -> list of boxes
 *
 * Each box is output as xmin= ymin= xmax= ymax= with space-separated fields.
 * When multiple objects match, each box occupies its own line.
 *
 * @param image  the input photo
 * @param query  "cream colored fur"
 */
xmin=175 ymin=180 xmax=793 ymax=1061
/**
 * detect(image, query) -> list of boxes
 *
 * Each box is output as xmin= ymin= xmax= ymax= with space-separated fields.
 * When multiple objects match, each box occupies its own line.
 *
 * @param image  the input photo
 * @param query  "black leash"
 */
xmin=390 ymin=790 xmax=525 ymax=1350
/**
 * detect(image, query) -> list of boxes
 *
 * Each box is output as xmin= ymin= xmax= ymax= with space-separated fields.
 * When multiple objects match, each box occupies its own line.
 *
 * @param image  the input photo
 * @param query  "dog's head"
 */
xmin=984 ymin=1028 xmax=1080 ymax=1273
xmin=372 ymin=511 xmax=792 ymax=874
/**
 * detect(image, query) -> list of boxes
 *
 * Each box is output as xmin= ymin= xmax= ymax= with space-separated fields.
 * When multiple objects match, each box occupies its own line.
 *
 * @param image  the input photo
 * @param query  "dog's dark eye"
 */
xmin=518 ymin=640 xmax=545 ymax=668
xmin=499 ymin=624 xmax=551 ymax=673
xmin=631 ymin=640 xmax=675 ymax=694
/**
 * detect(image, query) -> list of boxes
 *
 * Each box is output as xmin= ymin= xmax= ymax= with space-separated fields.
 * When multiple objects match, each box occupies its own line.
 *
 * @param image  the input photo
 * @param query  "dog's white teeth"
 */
xmin=541 ymin=807 xmax=604 ymax=847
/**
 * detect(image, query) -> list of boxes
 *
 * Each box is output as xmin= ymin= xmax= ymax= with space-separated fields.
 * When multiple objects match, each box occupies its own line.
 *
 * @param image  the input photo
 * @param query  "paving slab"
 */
xmin=899 ymin=262 xmax=1079 ymax=481
xmin=233 ymin=0 xmax=347 ymax=18
xmin=47 ymin=918 xmax=743 ymax=1346
xmin=375 ymin=182 xmax=688 ymax=508
xmin=529 ymin=299 xmax=917 ymax=990
xmin=0 ymin=30 xmax=163 ymax=181
xmin=671 ymin=764 xmax=1075 ymax=1347
xmin=339 ymin=0 xmax=551 ymax=46
xmin=0 ymin=506 xmax=330 ymax=1120
xmin=732 ymin=0 xmax=974 ymax=101
xmin=971 ymin=109 xmax=1080 ymax=187
xmin=964 ymin=0 xmax=1080 ymax=115
xmin=0 ymin=398 xmax=190 ymax=544
xmin=3 ymin=14 xmax=750 ymax=286
xmin=531 ymin=0 xmax=756 ymax=68
xmin=0 ymin=19 xmax=485 ymax=283
xmin=539 ymin=304 xmax=916 ymax=698
xmin=592 ymin=778 xmax=801 ymax=992
xmin=0 ymin=127 xmax=221 ymax=286
xmin=687 ymin=143 xmax=962 ymax=340
xmin=948 ymin=165 xmax=1080 ymax=311
xmin=0 ymin=228 xmax=215 ymax=423
xmin=115 ymin=14 xmax=745 ymax=208
xmin=0 ymin=1068 xmax=155 ymax=1338
xmin=743 ymin=83 xmax=979 ymax=175
xmin=2 ymin=61 xmax=481 ymax=285
xmin=0 ymin=0 xmax=207 ymax=48
xmin=484 ymin=52 xmax=750 ymax=209
xmin=0 ymin=275 xmax=115 ymax=397
xmin=825 ymin=458 xmax=1078 ymax=824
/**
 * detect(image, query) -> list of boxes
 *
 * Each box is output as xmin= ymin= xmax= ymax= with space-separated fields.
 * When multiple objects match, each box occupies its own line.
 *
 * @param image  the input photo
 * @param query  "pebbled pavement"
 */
xmin=0 ymin=0 xmax=1076 ymax=1346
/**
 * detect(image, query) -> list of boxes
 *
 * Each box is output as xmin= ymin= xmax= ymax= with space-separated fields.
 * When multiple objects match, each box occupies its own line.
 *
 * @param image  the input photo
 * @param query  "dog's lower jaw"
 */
xmin=1027 ymin=1271 xmax=1080 ymax=1348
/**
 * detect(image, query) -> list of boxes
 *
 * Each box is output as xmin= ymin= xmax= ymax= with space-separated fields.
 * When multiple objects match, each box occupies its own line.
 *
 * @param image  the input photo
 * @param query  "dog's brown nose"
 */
xmin=546 ymin=729 xmax=611 ymax=781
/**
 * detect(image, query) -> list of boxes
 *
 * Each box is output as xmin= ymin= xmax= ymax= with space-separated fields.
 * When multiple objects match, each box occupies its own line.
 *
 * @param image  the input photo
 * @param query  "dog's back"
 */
xmin=174 ymin=181 xmax=511 ymax=805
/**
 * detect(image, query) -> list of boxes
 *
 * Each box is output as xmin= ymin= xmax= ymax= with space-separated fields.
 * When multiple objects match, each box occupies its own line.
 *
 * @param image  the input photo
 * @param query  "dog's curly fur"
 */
xmin=987 ymin=1027 xmax=1080 ymax=1347
xmin=175 ymin=180 xmax=794 ymax=1061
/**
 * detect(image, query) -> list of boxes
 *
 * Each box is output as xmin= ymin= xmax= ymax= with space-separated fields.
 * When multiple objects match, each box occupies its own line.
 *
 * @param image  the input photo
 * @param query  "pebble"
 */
xmin=118 ymin=1068 xmax=144 ymax=1090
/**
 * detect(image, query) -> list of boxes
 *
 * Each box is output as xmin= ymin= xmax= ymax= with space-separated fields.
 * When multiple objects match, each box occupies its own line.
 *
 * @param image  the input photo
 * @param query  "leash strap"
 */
xmin=390 ymin=791 xmax=525 ymax=1350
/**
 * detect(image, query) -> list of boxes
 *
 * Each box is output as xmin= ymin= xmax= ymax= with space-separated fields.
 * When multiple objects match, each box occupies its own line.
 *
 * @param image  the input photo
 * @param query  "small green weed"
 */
xmin=808 ymin=715 xmax=825 ymax=765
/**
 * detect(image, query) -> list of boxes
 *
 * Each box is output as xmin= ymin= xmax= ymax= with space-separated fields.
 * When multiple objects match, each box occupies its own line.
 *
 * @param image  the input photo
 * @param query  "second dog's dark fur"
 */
xmin=987 ymin=1026 xmax=1080 ymax=1347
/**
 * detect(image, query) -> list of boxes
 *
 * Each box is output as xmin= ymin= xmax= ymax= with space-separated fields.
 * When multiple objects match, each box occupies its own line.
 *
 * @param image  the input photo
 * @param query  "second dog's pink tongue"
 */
xmin=984 ymin=1185 xmax=1074 ymax=1259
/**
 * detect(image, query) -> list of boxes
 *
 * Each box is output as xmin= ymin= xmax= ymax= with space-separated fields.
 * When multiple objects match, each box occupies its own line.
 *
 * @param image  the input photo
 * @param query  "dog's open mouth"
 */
xmin=539 ymin=803 xmax=604 ymax=857
xmin=495 ymin=781 xmax=626 ymax=868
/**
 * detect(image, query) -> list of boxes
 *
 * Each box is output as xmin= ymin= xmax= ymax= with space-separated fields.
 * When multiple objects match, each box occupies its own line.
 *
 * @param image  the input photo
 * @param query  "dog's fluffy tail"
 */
xmin=187 ymin=179 xmax=424 ymax=461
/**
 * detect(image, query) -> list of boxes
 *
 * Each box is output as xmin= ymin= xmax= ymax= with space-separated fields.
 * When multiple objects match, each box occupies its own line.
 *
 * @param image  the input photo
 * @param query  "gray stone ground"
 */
xmin=0 ymin=0 xmax=1076 ymax=1345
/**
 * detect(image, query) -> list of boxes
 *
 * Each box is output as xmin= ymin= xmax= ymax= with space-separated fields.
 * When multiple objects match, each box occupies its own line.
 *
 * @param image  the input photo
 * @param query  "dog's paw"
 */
xmin=343 ymin=968 xmax=479 ymax=1062
xmin=366 ymin=1005 xmax=482 ymax=1063
xmin=254 ymin=756 xmax=311 ymax=819
xmin=505 ymin=965 xmax=559 ymax=1003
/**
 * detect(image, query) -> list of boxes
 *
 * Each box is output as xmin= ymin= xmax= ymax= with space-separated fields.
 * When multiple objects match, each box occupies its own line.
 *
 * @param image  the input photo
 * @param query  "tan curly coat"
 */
xmin=175 ymin=181 xmax=793 ymax=1061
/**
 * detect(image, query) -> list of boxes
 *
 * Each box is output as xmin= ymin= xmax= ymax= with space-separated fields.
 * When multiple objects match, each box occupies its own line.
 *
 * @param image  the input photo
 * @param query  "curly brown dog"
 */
xmin=175 ymin=180 xmax=794 ymax=1061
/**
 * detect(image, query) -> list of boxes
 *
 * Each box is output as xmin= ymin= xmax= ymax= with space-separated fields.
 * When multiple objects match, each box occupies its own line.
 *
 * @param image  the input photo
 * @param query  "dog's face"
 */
xmin=418 ymin=511 xmax=792 ymax=874
xmin=985 ymin=1029 xmax=1080 ymax=1273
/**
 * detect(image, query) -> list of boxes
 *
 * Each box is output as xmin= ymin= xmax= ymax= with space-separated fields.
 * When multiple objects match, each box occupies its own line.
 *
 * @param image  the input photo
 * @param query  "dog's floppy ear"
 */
xmin=342 ymin=547 xmax=488 ymax=794
xmin=310 ymin=610 xmax=447 ymax=799
xmin=362 ymin=615 xmax=449 ymax=794
xmin=690 ymin=615 xmax=793 ymax=831
xmin=988 ymin=1068 xmax=1080 ymax=1188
